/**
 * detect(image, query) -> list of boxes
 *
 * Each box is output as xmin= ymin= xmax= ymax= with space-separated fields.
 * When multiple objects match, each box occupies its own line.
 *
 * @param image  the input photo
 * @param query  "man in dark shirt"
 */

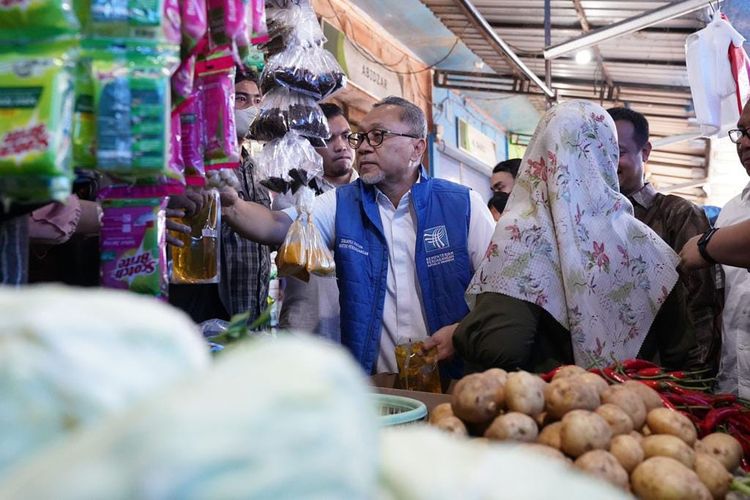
xmin=608 ymin=107 xmax=722 ymax=372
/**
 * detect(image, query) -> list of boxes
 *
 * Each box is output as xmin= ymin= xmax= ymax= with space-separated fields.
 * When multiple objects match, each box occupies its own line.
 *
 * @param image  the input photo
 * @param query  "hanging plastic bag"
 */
xmin=260 ymin=44 xmax=346 ymax=100
xmin=249 ymin=87 xmax=330 ymax=142
xmin=206 ymin=0 xmax=245 ymax=49
xmin=255 ymin=132 xmax=323 ymax=193
xmin=179 ymin=0 xmax=208 ymax=57
xmin=180 ymin=91 xmax=206 ymax=184
xmin=0 ymin=40 xmax=77 ymax=204
xmin=72 ymin=54 xmax=96 ymax=169
xmin=305 ymin=216 xmax=335 ymax=277
xmin=277 ymin=216 xmax=309 ymax=281
xmin=729 ymin=40 xmax=750 ymax=114
xmin=196 ymin=53 xmax=240 ymax=170
xmin=171 ymin=54 xmax=196 ymax=110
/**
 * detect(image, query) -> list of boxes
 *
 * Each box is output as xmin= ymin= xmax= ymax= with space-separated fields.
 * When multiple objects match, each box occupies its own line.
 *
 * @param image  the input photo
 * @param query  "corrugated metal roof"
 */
xmin=421 ymin=0 xmax=720 ymax=201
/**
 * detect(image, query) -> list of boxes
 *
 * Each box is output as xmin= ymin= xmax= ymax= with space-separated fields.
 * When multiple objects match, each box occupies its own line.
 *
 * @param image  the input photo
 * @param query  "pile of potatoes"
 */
xmin=429 ymin=366 xmax=744 ymax=499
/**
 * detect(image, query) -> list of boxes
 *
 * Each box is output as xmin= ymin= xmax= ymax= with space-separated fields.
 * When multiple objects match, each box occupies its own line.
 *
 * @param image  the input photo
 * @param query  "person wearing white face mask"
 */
xmin=168 ymin=70 xmax=272 ymax=325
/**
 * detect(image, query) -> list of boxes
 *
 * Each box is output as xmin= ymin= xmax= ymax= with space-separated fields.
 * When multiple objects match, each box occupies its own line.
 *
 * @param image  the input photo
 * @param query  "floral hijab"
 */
xmin=466 ymin=100 xmax=679 ymax=367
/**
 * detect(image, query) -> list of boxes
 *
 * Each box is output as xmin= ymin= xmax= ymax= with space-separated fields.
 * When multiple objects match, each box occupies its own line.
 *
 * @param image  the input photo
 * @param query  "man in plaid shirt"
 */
xmin=169 ymin=71 xmax=271 ymax=324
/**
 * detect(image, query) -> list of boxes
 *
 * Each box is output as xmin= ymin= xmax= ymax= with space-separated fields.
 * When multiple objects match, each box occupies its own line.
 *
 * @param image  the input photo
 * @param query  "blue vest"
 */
xmin=334 ymin=170 xmax=473 ymax=374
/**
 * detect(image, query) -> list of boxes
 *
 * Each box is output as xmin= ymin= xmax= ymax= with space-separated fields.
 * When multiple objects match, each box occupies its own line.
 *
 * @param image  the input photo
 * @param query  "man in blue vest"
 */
xmin=221 ymin=96 xmax=496 ymax=374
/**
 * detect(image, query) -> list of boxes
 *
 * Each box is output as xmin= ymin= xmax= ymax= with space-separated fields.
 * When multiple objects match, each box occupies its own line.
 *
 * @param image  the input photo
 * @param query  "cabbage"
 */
xmin=0 ymin=284 xmax=210 ymax=476
xmin=378 ymin=427 xmax=633 ymax=500
xmin=0 ymin=336 xmax=379 ymax=499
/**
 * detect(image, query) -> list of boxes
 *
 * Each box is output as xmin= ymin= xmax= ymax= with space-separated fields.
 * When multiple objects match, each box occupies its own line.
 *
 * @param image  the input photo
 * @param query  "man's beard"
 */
xmin=360 ymin=170 xmax=385 ymax=185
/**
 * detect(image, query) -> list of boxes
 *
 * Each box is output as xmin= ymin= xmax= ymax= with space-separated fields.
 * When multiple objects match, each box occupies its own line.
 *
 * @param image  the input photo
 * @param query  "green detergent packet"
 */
xmin=72 ymin=55 xmax=96 ymax=168
xmin=0 ymin=0 xmax=80 ymax=42
xmin=91 ymin=43 xmax=178 ymax=179
xmin=0 ymin=40 xmax=77 ymax=203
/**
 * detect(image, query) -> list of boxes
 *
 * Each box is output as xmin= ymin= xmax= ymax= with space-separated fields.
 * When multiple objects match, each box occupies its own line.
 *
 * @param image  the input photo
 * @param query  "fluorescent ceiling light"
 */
xmin=544 ymin=0 xmax=713 ymax=60
xmin=575 ymin=50 xmax=592 ymax=64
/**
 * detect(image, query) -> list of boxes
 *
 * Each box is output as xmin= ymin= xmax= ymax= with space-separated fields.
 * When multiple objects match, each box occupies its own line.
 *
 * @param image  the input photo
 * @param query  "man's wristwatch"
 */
xmin=697 ymin=228 xmax=719 ymax=265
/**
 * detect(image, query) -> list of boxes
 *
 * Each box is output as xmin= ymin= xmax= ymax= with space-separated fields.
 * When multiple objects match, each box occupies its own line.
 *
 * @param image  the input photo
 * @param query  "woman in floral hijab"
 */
xmin=453 ymin=100 xmax=696 ymax=372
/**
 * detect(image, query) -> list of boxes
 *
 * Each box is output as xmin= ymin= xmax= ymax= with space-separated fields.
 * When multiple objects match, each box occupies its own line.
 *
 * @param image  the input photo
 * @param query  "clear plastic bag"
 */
xmin=260 ymin=44 xmax=346 ymax=100
xmin=264 ymin=0 xmax=324 ymax=48
xmin=306 ymin=218 xmax=335 ymax=277
xmin=277 ymin=214 xmax=309 ymax=281
xmin=255 ymin=132 xmax=323 ymax=193
xmin=249 ymin=87 xmax=330 ymax=142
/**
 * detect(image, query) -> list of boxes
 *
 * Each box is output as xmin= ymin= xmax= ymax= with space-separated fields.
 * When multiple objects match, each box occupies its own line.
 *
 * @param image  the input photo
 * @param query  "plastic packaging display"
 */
xmin=196 ymin=54 xmax=240 ymax=170
xmin=92 ymin=45 xmax=176 ymax=177
xmin=179 ymin=92 xmax=206 ymax=184
xmin=179 ymin=0 xmax=208 ymax=56
xmin=90 ymin=0 xmax=180 ymax=43
xmin=250 ymin=0 xmax=269 ymax=44
xmin=0 ymin=0 xmax=80 ymax=42
xmin=260 ymin=44 xmax=346 ymax=100
xmin=99 ymin=193 xmax=169 ymax=298
xmin=255 ymin=132 xmax=323 ymax=193
xmin=166 ymin=109 xmax=186 ymax=192
xmin=263 ymin=0 xmax=322 ymax=55
xmin=0 ymin=41 xmax=77 ymax=204
xmin=72 ymin=56 xmax=96 ymax=169
xmin=169 ymin=188 xmax=220 ymax=284
xmin=249 ymin=87 xmax=330 ymax=142
xmin=171 ymin=54 xmax=196 ymax=109
xmin=206 ymin=0 xmax=245 ymax=48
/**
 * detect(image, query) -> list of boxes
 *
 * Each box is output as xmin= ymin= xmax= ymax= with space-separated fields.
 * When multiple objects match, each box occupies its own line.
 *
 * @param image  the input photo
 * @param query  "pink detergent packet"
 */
xmin=180 ymin=92 xmax=207 ymax=184
xmin=99 ymin=189 xmax=169 ymax=299
xmin=207 ymin=0 xmax=244 ymax=48
xmin=250 ymin=0 xmax=269 ymax=44
xmin=171 ymin=54 xmax=196 ymax=109
xmin=164 ymin=0 xmax=182 ymax=46
xmin=180 ymin=0 xmax=208 ymax=56
xmin=196 ymin=54 xmax=239 ymax=170
xmin=164 ymin=109 xmax=186 ymax=194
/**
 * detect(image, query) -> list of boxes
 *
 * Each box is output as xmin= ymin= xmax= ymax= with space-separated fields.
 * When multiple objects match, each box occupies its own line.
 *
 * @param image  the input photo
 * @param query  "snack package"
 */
xmin=179 ymin=0 xmax=208 ymax=56
xmin=206 ymin=0 xmax=245 ymax=48
xmin=0 ymin=41 xmax=76 ymax=204
xmin=260 ymin=43 xmax=346 ymax=100
xmin=72 ymin=55 xmax=96 ymax=168
xmin=180 ymin=92 xmax=207 ymax=184
xmin=99 ymin=192 xmax=169 ymax=298
xmin=169 ymin=188 xmax=220 ymax=284
xmin=305 ymin=218 xmax=334 ymax=277
xmin=255 ymin=132 xmax=323 ymax=193
xmin=0 ymin=0 xmax=80 ymax=42
xmin=92 ymin=44 xmax=176 ymax=178
xmin=90 ymin=0 xmax=180 ymax=44
xmin=249 ymin=86 xmax=330 ymax=142
xmin=196 ymin=54 xmax=239 ymax=170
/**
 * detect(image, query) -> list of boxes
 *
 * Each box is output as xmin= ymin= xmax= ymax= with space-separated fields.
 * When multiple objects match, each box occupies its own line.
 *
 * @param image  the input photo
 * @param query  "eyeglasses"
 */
xmin=347 ymin=128 xmax=421 ymax=149
xmin=728 ymin=128 xmax=749 ymax=144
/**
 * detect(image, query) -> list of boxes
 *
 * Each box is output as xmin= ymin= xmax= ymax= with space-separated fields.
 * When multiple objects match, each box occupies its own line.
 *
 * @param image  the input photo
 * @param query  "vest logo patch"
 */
xmin=423 ymin=225 xmax=449 ymax=253
xmin=339 ymin=238 xmax=369 ymax=256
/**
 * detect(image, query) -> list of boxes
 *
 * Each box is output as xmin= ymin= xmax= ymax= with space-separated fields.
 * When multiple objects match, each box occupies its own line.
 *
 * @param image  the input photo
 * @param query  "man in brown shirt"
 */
xmin=608 ymin=107 xmax=722 ymax=372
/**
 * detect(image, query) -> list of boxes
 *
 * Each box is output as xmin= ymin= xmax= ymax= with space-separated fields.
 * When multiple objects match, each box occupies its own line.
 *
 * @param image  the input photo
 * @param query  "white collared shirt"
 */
xmin=283 ymin=177 xmax=495 ymax=372
xmin=715 ymin=180 xmax=750 ymax=396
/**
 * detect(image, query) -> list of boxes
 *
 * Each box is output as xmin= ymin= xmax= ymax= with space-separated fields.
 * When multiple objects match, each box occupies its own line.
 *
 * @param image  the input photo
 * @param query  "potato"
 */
xmin=505 ymin=371 xmax=545 ymax=417
xmin=641 ymin=434 xmax=695 ymax=468
xmin=482 ymin=367 xmax=508 ymax=387
xmin=451 ymin=373 xmax=504 ymax=423
xmin=631 ymin=456 xmax=712 ymax=500
xmin=595 ymin=403 xmax=634 ymax=436
xmin=433 ymin=416 xmax=468 ymax=436
xmin=694 ymin=452 xmax=732 ymax=499
xmin=575 ymin=372 xmax=609 ymax=396
xmin=609 ymin=434 xmax=644 ymax=473
xmin=574 ymin=450 xmax=629 ymax=490
xmin=484 ymin=412 xmax=538 ymax=442
xmin=552 ymin=365 xmax=587 ymax=381
xmin=537 ymin=421 xmax=563 ymax=450
xmin=544 ymin=377 xmax=600 ymax=419
xmin=695 ymin=432 xmax=743 ymax=472
xmin=428 ymin=403 xmax=454 ymax=424
xmin=601 ymin=385 xmax=647 ymax=429
xmin=629 ymin=430 xmax=644 ymax=443
xmin=641 ymin=424 xmax=652 ymax=436
xmin=517 ymin=443 xmax=569 ymax=462
xmin=622 ymin=380 xmax=664 ymax=411
xmin=559 ymin=410 xmax=612 ymax=458
xmin=646 ymin=407 xmax=697 ymax=446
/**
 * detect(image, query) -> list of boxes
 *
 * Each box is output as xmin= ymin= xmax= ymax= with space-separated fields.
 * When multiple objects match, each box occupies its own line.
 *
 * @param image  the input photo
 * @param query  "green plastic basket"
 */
xmin=375 ymin=394 xmax=428 ymax=426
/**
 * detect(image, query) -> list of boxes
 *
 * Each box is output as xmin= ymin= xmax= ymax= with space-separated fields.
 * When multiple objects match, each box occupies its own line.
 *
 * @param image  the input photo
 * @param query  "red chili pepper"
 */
xmin=540 ymin=366 xmax=563 ymax=382
xmin=710 ymin=393 xmax=738 ymax=406
xmin=701 ymin=407 xmax=743 ymax=435
xmin=603 ymin=367 xmax=631 ymax=383
xmin=620 ymin=359 xmax=660 ymax=373
xmin=635 ymin=367 xmax=664 ymax=378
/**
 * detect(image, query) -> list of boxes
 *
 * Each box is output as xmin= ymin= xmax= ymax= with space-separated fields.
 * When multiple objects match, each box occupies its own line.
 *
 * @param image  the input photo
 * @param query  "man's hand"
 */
xmin=679 ymin=234 xmax=710 ymax=271
xmin=165 ymin=208 xmax=190 ymax=247
xmin=168 ymin=190 xmax=204 ymax=217
xmin=422 ymin=323 xmax=458 ymax=361
xmin=219 ymin=187 xmax=241 ymax=226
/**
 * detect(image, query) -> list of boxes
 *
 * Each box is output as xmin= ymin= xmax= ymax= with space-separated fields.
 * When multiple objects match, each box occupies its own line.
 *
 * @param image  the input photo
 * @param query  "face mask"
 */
xmin=235 ymin=106 xmax=259 ymax=141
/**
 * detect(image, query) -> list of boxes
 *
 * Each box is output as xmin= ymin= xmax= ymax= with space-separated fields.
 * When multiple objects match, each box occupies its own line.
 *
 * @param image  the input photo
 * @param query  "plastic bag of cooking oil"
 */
xmin=0 ymin=40 xmax=77 ymax=204
xmin=305 ymin=218 xmax=334 ymax=277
